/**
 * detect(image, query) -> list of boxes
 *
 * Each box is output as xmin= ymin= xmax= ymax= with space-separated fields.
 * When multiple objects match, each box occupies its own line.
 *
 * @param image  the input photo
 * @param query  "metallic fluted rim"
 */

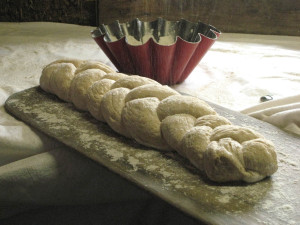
xmin=91 ymin=17 xmax=221 ymax=46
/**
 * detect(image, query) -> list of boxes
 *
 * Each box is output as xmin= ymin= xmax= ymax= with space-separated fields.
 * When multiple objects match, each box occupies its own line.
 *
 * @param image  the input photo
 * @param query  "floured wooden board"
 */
xmin=5 ymin=87 xmax=300 ymax=225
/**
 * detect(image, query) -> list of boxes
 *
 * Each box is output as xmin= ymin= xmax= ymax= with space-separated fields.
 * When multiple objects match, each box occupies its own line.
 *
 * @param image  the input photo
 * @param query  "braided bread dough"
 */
xmin=40 ymin=59 xmax=278 ymax=183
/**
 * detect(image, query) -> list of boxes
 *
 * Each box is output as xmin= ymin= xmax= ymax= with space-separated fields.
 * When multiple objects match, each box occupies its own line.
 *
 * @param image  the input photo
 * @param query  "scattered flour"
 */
xmin=127 ymin=156 xmax=140 ymax=171
xmin=105 ymin=148 xmax=123 ymax=162
xmin=218 ymin=195 xmax=231 ymax=203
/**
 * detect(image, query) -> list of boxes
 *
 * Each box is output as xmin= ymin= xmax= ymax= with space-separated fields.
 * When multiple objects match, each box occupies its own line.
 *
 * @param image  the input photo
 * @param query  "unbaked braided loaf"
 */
xmin=40 ymin=59 xmax=278 ymax=183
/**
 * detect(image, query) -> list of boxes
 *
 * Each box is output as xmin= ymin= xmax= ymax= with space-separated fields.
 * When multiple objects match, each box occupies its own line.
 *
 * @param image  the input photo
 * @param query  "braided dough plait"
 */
xmin=40 ymin=59 xmax=278 ymax=183
xmin=86 ymin=73 xmax=128 ymax=122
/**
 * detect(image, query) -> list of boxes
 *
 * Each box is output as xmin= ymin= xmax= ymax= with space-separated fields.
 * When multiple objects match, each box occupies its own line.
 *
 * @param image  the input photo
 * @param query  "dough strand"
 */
xmin=40 ymin=59 xmax=278 ymax=183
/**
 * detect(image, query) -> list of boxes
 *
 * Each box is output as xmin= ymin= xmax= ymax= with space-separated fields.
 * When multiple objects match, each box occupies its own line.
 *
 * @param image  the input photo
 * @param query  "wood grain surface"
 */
xmin=5 ymin=87 xmax=300 ymax=224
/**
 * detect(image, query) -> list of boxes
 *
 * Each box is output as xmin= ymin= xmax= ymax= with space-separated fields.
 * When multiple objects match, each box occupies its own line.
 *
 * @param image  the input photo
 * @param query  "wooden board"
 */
xmin=5 ymin=87 xmax=300 ymax=224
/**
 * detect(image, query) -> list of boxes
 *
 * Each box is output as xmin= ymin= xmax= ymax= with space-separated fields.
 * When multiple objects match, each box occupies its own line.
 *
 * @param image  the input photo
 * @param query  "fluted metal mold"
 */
xmin=91 ymin=18 xmax=221 ymax=85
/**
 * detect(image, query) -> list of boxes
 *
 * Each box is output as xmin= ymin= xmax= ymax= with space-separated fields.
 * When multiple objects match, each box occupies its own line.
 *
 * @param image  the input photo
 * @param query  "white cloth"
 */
xmin=174 ymin=33 xmax=300 ymax=111
xmin=241 ymin=95 xmax=300 ymax=136
xmin=0 ymin=22 xmax=299 ymax=217
xmin=0 ymin=22 xmax=115 ymax=166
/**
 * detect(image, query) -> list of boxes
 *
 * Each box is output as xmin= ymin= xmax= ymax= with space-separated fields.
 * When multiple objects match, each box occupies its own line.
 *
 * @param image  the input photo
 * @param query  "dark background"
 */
xmin=0 ymin=0 xmax=97 ymax=26
xmin=1 ymin=0 xmax=299 ymax=36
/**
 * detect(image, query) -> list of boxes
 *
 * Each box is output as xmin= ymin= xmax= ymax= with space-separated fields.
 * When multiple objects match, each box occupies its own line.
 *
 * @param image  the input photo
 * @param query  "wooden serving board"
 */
xmin=5 ymin=87 xmax=300 ymax=224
